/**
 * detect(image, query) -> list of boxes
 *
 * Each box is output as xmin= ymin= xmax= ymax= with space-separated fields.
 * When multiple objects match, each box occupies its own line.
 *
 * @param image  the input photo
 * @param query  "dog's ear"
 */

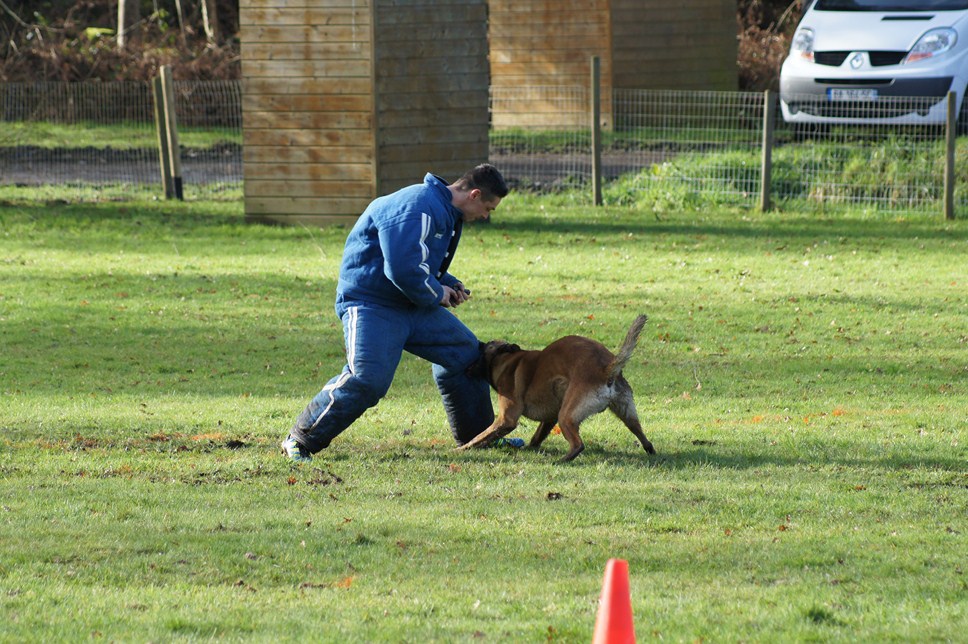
xmin=499 ymin=343 xmax=522 ymax=355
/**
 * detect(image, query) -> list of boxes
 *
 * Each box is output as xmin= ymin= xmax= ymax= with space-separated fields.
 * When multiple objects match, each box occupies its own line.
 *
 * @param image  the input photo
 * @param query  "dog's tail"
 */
xmin=606 ymin=314 xmax=648 ymax=383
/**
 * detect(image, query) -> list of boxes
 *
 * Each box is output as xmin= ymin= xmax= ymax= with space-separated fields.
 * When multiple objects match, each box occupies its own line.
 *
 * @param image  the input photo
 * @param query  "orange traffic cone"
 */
xmin=592 ymin=558 xmax=635 ymax=644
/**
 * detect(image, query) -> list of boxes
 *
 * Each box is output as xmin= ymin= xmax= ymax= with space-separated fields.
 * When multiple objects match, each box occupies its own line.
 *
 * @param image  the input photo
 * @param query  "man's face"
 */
xmin=461 ymin=189 xmax=501 ymax=223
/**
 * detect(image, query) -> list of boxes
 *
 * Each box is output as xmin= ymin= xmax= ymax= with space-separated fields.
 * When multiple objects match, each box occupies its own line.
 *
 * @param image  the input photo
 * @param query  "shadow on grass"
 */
xmin=492 ymin=213 xmax=967 ymax=244
xmin=403 ymin=438 xmax=966 ymax=477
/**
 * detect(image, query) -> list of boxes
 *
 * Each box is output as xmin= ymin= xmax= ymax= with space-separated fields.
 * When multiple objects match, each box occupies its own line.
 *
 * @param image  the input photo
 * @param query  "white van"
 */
xmin=780 ymin=0 xmax=968 ymax=124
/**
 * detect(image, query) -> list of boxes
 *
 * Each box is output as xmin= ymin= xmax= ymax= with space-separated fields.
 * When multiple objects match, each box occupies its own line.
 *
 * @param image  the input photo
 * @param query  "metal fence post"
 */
xmin=160 ymin=65 xmax=184 ymax=200
xmin=591 ymin=56 xmax=603 ymax=206
xmin=944 ymin=91 xmax=956 ymax=220
xmin=760 ymin=90 xmax=776 ymax=212
xmin=152 ymin=75 xmax=175 ymax=199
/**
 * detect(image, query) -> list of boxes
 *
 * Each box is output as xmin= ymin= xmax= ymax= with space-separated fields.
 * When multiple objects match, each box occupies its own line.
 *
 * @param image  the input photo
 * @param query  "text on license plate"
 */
xmin=828 ymin=88 xmax=878 ymax=102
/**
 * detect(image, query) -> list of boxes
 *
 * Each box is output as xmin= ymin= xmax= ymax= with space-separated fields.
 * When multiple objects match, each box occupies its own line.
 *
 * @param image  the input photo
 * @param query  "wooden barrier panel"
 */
xmin=240 ymin=0 xmax=490 ymax=224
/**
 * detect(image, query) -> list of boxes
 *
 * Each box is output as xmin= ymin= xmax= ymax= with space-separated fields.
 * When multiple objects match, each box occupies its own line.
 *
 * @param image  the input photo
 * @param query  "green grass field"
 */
xmin=0 ymin=121 xmax=240 ymax=150
xmin=0 ymin=196 xmax=965 ymax=642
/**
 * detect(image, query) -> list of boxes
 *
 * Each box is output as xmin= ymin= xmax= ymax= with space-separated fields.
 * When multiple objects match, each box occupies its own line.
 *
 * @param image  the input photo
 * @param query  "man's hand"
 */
xmin=441 ymin=284 xmax=471 ymax=308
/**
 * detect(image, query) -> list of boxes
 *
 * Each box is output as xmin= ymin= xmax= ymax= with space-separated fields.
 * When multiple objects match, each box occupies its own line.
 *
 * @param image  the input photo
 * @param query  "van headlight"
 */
xmin=903 ymin=28 xmax=958 ymax=64
xmin=791 ymin=27 xmax=815 ymax=63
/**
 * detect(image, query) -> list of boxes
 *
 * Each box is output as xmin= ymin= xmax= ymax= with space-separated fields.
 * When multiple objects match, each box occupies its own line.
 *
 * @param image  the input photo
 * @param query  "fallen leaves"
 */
xmin=299 ymin=576 xmax=354 ymax=591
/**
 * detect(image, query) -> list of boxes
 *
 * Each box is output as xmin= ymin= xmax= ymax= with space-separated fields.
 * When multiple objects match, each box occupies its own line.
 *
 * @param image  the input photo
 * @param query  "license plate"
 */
xmin=828 ymin=88 xmax=878 ymax=102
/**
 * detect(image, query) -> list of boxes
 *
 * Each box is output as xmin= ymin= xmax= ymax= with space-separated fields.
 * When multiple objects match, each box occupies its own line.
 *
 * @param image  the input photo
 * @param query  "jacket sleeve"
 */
xmin=377 ymin=211 xmax=445 ymax=308
xmin=439 ymin=272 xmax=460 ymax=289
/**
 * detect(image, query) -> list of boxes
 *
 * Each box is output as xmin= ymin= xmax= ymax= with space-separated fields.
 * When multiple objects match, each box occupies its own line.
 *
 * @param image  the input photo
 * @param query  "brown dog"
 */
xmin=458 ymin=314 xmax=656 ymax=462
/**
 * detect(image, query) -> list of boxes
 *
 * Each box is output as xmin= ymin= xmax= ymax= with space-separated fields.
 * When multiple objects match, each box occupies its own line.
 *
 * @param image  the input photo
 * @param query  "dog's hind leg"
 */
xmin=609 ymin=377 xmax=656 ymax=455
xmin=528 ymin=420 xmax=558 ymax=448
xmin=555 ymin=418 xmax=585 ymax=462
xmin=556 ymin=387 xmax=607 ymax=461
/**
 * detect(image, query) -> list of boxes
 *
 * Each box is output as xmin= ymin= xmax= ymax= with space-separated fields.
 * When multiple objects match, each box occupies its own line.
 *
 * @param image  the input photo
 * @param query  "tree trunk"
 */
xmin=116 ymin=0 xmax=141 ymax=50
xmin=173 ymin=0 xmax=186 ymax=45
xmin=201 ymin=0 xmax=221 ymax=46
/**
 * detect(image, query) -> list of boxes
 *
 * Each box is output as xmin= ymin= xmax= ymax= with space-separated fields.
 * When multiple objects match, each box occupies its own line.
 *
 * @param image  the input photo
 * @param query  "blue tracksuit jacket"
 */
xmin=336 ymin=173 xmax=462 ymax=308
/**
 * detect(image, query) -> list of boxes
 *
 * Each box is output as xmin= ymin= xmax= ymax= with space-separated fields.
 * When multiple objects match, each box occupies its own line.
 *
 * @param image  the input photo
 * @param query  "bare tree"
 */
xmin=116 ymin=0 xmax=140 ymax=50
xmin=201 ymin=0 xmax=221 ymax=46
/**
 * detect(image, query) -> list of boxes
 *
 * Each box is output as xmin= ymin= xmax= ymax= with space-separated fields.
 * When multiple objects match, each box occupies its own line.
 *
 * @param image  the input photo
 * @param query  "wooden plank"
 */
xmin=376 ymin=73 xmax=488 ymax=94
xmin=378 ymin=125 xmax=486 ymax=147
xmin=240 ymin=7 xmax=370 ymax=26
xmin=244 ymin=162 xmax=373 ymax=182
xmin=612 ymin=50 xmax=735 ymax=68
xmin=242 ymin=25 xmax=368 ymax=44
xmin=379 ymin=162 xmax=483 ymax=187
xmin=378 ymin=108 xmax=486 ymax=129
xmin=245 ymin=213 xmax=360 ymax=227
xmin=244 ymin=145 xmax=374 ymax=165
xmin=243 ymin=128 xmax=371 ymax=148
xmin=374 ymin=90 xmax=487 ymax=111
xmin=376 ymin=0 xmax=482 ymax=7
xmin=244 ymin=180 xmax=374 ymax=198
xmin=244 ymin=78 xmax=372 ymax=95
xmin=612 ymin=25 xmax=736 ymax=44
xmin=610 ymin=0 xmax=730 ymax=9
xmin=489 ymin=22 xmax=608 ymax=39
xmin=242 ymin=59 xmax=371 ymax=78
xmin=243 ymin=127 xmax=371 ymax=148
xmin=379 ymin=162 xmax=472 ymax=179
xmin=491 ymin=49 xmax=610 ymax=65
xmin=489 ymin=0 xmax=607 ymax=11
xmin=612 ymin=9 xmax=727 ymax=24
xmin=242 ymin=93 xmax=372 ymax=113
xmin=612 ymin=70 xmax=736 ymax=90
xmin=491 ymin=60 xmax=605 ymax=77
xmin=245 ymin=110 xmax=372 ymax=130
xmin=245 ymin=196 xmax=372 ymax=216
xmin=375 ymin=54 xmax=491 ymax=78
xmin=378 ymin=144 xmax=486 ymax=164
xmin=376 ymin=24 xmax=486 ymax=42
xmin=490 ymin=35 xmax=604 ymax=50
xmin=399 ymin=39 xmax=486 ymax=57
xmin=375 ymin=6 xmax=485 ymax=25
xmin=241 ymin=0 xmax=367 ymax=9
xmin=241 ymin=42 xmax=370 ymax=61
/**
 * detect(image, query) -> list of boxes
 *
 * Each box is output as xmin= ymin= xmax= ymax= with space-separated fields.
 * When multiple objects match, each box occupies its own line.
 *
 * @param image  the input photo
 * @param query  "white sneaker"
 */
xmin=280 ymin=436 xmax=312 ymax=463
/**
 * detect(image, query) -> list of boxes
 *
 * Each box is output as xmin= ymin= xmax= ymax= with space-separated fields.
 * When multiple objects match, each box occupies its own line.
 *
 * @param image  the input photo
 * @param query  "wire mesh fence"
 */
xmin=607 ymin=89 xmax=765 ymax=208
xmin=0 ymin=80 xmax=242 ymax=201
xmin=0 ymin=82 xmax=159 ymax=191
xmin=172 ymin=79 xmax=243 ymax=200
xmin=488 ymin=85 xmax=592 ymax=192
xmin=0 ymin=80 xmax=964 ymax=217
xmin=775 ymin=94 xmax=949 ymax=213
xmin=489 ymin=86 xmax=963 ymax=216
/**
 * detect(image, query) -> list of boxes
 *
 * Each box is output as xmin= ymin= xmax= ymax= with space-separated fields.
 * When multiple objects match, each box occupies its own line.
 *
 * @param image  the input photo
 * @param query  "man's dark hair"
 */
xmin=457 ymin=163 xmax=509 ymax=200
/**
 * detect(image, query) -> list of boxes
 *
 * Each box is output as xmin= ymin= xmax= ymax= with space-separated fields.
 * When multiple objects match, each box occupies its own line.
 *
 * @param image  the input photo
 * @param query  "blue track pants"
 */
xmin=288 ymin=300 xmax=494 ymax=452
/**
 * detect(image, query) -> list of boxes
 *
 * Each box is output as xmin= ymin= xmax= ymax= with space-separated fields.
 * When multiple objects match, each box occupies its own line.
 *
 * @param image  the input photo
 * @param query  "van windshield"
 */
xmin=816 ymin=0 xmax=968 ymax=9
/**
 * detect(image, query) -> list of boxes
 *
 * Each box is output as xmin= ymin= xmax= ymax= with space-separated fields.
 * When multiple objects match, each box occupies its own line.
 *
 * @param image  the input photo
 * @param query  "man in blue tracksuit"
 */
xmin=281 ymin=164 xmax=510 ymax=462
